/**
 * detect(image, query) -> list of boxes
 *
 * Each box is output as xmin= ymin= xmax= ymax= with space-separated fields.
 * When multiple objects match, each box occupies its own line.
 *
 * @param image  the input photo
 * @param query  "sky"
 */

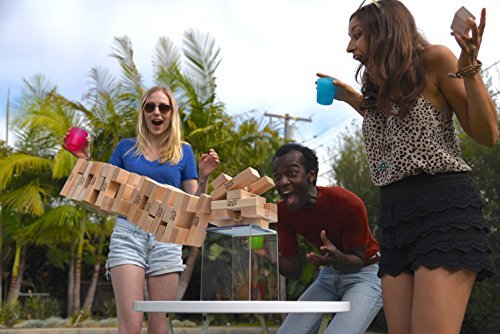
xmin=1 ymin=0 xmax=499 ymax=185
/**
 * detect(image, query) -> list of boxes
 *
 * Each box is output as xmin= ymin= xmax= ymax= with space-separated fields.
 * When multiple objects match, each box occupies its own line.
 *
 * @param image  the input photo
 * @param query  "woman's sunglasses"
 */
xmin=144 ymin=102 xmax=172 ymax=114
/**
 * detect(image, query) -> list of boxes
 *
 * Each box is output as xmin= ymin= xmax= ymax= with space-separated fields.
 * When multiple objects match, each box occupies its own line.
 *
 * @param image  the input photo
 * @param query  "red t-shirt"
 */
xmin=277 ymin=186 xmax=379 ymax=261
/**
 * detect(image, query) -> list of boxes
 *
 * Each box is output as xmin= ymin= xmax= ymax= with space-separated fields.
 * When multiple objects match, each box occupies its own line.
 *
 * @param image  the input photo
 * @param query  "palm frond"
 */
xmin=182 ymin=29 xmax=222 ymax=103
xmin=0 ymin=180 xmax=48 ymax=216
xmin=0 ymin=154 xmax=53 ymax=191
xmin=153 ymin=36 xmax=182 ymax=89
xmin=18 ymin=205 xmax=87 ymax=245
xmin=110 ymin=36 xmax=144 ymax=103
xmin=52 ymin=150 xmax=79 ymax=179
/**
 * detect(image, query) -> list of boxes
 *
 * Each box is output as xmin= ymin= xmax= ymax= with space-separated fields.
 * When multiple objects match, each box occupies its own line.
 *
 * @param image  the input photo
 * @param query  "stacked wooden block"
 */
xmin=60 ymin=160 xmax=277 ymax=246
xmin=209 ymin=167 xmax=277 ymax=229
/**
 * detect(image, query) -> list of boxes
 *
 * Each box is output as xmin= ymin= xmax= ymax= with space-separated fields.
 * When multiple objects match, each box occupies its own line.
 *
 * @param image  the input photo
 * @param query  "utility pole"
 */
xmin=5 ymin=88 xmax=10 ymax=146
xmin=264 ymin=112 xmax=312 ymax=140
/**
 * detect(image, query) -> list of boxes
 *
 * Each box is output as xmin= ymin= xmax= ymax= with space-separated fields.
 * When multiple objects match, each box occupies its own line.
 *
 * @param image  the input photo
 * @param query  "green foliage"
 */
xmin=329 ymin=122 xmax=381 ymax=238
xmin=19 ymin=296 xmax=62 ymax=320
xmin=0 ymin=302 xmax=22 ymax=327
xmin=458 ymin=118 xmax=500 ymax=333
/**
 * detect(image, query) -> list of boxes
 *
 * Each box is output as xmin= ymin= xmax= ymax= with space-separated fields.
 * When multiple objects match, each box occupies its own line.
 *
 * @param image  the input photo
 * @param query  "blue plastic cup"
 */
xmin=316 ymin=77 xmax=336 ymax=105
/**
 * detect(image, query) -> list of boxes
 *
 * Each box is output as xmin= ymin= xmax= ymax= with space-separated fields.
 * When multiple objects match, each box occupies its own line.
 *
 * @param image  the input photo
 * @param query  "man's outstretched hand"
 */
xmin=306 ymin=230 xmax=338 ymax=267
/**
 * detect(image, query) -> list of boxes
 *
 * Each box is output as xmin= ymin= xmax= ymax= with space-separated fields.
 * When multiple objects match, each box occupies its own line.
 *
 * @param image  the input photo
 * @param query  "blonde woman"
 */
xmin=65 ymin=86 xmax=219 ymax=333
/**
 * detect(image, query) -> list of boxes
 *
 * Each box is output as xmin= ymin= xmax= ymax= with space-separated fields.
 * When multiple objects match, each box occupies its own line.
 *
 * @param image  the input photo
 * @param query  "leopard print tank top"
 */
xmin=362 ymin=96 xmax=471 ymax=187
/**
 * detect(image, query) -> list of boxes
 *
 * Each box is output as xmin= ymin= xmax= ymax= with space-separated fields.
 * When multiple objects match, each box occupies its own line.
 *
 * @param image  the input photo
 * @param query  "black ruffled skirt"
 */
xmin=377 ymin=172 xmax=494 ymax=281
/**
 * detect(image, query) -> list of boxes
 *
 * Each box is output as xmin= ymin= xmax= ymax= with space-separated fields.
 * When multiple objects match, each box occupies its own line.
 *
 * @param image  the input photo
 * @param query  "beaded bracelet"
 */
xmin=448 ymin=60 xmax=482 ymax=79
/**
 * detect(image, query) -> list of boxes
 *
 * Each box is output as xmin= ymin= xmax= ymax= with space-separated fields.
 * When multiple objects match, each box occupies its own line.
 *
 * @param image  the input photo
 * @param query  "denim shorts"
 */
xmin=105 ymin=217 xmax=185 ymax=277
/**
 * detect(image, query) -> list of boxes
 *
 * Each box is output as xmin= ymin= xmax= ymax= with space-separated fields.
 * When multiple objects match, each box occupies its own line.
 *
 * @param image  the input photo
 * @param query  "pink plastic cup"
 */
xmin=65 ymin=127 xmax=88 ymax=152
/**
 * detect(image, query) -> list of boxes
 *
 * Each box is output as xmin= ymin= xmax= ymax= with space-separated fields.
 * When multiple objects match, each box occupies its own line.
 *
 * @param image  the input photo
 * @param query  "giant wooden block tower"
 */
xmin=60 ymin=159 xmax=276 ymax=247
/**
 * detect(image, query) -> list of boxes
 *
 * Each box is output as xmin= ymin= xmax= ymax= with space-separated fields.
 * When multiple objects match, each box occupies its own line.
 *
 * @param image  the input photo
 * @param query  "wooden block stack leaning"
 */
xmin=209 ymin=168 xmax=277 ymax=229
xmin=60 ymin=159 xmax=277 ymax=247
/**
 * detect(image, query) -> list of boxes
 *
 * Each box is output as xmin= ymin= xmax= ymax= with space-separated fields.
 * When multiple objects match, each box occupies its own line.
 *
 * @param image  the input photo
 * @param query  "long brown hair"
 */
xmin=129 ymin=86 xmax=184 ymax=164
xmin=351 ymin=0 xmax=430 ymax=116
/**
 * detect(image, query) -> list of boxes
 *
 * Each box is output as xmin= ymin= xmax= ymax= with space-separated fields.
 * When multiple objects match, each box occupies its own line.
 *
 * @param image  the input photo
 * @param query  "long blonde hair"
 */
xmin=131 ymin=86 xmax=184 ymax=165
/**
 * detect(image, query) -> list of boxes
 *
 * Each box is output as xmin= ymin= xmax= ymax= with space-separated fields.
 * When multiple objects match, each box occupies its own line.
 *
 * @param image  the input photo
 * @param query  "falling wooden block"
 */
xmin=138 ymin=199 xmax=162 ymax=230
xmin=66 ymin=174 xmax=85 ymax=200
xmin=211 ymin=209 xmax=237 ymax=222
xmin=126 ymin=177 xmax=164 ymax=224
xmin=233 ymin=217 xmax=270 ymax=228
xmin=226 ymin=189 xmax=256 ymax=200
xmin=211 ymin=173 xmax=232 ymax=189
xmin=162 ymin=226 xmax=190 ymax=244
xmin=195 ymin=194 xmax=212 ymax=214
xmin=79 ymin=163 xmax=112 ymax=207
xmin=264 ymin=202 xmax=277 ymax=214
xmin=185 ymin=212 xmax=211 ymax=247
xmin=210 ymin=167 xmax=260 ymax=200
xmin=60 ymin=158 xmax=88 ymax=197
xmin=245 ymin=176 xmax=275 ymax=195
xmin=109 ymin=173 xmax=144 ymax=216
xmin=240 ymin=206 xmax=278 ymax=223
xmin=65 ymin=160 xmax=91 ymax=200
xmin=95 ymin=166 xmax=131 ymax=208
xmin=75 ymin=162 xmax=107 ymax=202
xmin=211 ymin=197 xmax=266 ymax=211
xmin=70 ymin=161 xmax=96 ymax=201
xmin=146 ymin=186 xmax=184 ymax=234
xmin=160 ymin=193 xmax=197 ymax=242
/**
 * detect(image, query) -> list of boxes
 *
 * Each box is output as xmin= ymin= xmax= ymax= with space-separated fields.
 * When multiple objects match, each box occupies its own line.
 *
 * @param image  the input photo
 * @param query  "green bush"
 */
xmin=20 ymin=296 xmax=62 ymax=320
xmin=0 ymin=302 xmax=22 ymax=327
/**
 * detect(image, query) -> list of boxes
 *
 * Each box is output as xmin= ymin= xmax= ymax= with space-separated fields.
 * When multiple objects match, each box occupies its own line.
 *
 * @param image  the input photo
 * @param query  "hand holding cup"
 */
xmin=316 ymin=77 xmax=337 ymax=105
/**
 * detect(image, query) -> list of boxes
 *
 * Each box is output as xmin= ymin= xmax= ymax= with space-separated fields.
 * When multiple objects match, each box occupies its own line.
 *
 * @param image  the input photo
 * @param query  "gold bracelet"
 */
xmin=448 ymin=60 xmax=482 ymax=79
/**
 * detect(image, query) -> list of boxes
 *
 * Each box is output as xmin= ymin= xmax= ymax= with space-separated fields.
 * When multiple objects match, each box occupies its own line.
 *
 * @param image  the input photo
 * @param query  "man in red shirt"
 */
xmin=273 ymin=143 xmax=382 ymax=334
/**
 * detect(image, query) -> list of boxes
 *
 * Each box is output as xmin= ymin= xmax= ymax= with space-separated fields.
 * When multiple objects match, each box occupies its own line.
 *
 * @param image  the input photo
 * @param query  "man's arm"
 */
xmin=279 ymin=254 xmax=302 ymax=280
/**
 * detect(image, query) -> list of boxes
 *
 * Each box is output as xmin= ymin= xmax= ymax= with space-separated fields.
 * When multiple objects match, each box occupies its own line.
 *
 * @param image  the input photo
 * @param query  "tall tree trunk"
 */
xmin=176 ymin=246 xmax=199 ymax=300
xmin=7 ymin=245 xmax=27 ymax=306
xmin=72 ymin=221 xmax=85 ymax=314
xmin=67 ymin=241 xmax=76 ymax=316
xmin=82 ymin=233 xmax=104 ymax=312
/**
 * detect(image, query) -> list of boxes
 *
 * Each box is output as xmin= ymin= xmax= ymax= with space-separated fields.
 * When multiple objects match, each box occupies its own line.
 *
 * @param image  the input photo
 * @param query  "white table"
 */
xmin=133 ymin=300 xmax=350 ymax=334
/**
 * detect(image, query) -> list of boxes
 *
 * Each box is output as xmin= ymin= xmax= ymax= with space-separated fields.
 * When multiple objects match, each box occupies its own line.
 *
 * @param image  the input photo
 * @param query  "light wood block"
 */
xmin=71 ymin=161 xmax=96 ymax=201
xmin=171 ymin=227 xmax=190 ymax=244
xmin=264 ymin=202 xmax=277 ymax=214
xmin=245 ymin=176 xmax=275 ymax=195
xmin=211 ymin=197 xmax=266 ymax=211
xmin=95 ymin=166 xmax=131 ymax=207
xmin=60 ymin=158 xmax=88 ymax=197
xmin=185 ymin=212 xmax=211 ymax=247
xmin=233 ymin=217 xmax=270 ymax=228
xmin=211 ymin=173 xmax=232 ymax=189
xmin=211 ymin=209 xmax=236 ymax=222
xmin=109 ymin=173 xmax=144 ymax=215
xmin=75 ymin=162 xmax=107 ymax=203
xmin=66 ymin=174 xmax=85 ymax=200
xmin=160 ymin=193 xmax=197 ymax=241
xmin=210 ymin=167 xmax=260 ymax=200
xmin=126 ymin=177 xmax=157 ymax=222
xmin=195 ymin=194 xmax=212 ymax=214
xmin=100 ymin=195 xmax=115 ymax=212
xmin=226 ymin=189 xmax=256 ymax=200
xmin=240 ymin=206 xmax=278 ymax=223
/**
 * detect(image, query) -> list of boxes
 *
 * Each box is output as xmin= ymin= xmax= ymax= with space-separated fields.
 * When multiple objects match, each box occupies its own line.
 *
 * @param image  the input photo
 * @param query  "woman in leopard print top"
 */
xmin=317 ymin=1 xmax=498 ymax=333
